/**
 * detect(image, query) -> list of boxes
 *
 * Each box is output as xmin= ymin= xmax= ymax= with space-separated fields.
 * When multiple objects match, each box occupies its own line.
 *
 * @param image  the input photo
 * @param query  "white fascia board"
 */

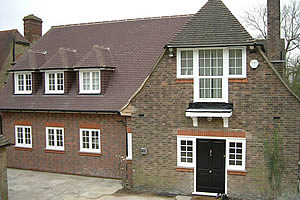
xmin=186 ymin=109 xmax=232 ymax=112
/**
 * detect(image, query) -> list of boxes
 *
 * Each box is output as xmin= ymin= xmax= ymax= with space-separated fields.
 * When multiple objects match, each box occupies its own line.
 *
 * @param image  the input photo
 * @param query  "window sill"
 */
xmin=175 ymin=79 xmax=193 ymax=84
xmin=14 ymin=146 xmax=33 ymax=151
xmin=176 ymin=167 xmax=194 ymax=172
xmin=229 ymin=78 xmax=248 ymax=83
xmin=45 ymin=149 xmax=65 ymax=154
xmin=227 ymin=170 xmax=247 ymax=176
xmin=78 ymin=152 xmax=102 ymax=157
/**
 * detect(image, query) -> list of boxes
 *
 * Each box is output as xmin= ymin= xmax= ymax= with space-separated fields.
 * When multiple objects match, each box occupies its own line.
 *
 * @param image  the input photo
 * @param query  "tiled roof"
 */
xmin=0 ymin=16 xmax=191 ymax=112
xmin=75 ymin=45 xmax=114 ymax=68
xmin=0 ymin=135 xmax=10 ymax=147
xmin=0 ymin=30 xmax=13 ymax=71
xmin=167 ymin=0 xmax=255 ymax=47
xmin=40 ymin=48 xmax=78 ymax=70
xmin=10 ymin=49 xmax=47 ymax=71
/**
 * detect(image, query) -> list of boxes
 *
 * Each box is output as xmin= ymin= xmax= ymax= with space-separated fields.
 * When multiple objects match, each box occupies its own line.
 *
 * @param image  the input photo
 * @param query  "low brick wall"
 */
xmin=0 ymin=147 xmax=8 ymax=200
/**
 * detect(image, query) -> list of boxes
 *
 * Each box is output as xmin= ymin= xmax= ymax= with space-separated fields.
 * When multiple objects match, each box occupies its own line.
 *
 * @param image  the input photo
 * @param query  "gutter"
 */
xmin=0 ymin=109 xmax=120 ymax=115
xmin=256 ymin=46 xmax=300 ymax=102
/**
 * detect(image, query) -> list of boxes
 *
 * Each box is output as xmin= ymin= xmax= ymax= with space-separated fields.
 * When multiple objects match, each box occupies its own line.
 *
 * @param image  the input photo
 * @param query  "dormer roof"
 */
xmin=167 ymin=0 xmax=255 ymax=48
xmin=74 ymin=45 xmax=114 ymax=69
xmin=40 ymin=47 xmax=78 ymax=70
xmin=10 ymin=49 xmax=47 ymax=71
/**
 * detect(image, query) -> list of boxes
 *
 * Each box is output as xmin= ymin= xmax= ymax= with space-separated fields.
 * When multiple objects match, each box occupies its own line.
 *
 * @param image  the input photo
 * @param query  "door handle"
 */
xmin=209 ymin=150 xmax=213 ymax=157
xmin=208 ymin=169 xmax=212 ymax=174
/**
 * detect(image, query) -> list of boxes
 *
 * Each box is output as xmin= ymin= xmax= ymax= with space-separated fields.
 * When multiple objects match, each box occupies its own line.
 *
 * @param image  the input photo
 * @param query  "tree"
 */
xmin=242 ymin=0 xmax=300 ymax=97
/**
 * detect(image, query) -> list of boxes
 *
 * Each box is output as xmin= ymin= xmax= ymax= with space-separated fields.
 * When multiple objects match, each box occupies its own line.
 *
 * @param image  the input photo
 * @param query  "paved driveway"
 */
xmin=7 ymin=168 xmax=174 ymax=200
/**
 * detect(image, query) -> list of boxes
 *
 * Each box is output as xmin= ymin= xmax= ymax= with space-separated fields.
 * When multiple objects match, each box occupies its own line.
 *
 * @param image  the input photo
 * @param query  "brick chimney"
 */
xmin=23 ymin=14 xmax=42 ymax=44
xmin=267 ymin=0 xmax=285 ymax=75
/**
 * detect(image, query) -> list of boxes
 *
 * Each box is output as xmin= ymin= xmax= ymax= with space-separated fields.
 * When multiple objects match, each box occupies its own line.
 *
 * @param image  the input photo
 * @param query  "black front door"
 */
xmin=196 ymin=139 xmax=225 ymax=193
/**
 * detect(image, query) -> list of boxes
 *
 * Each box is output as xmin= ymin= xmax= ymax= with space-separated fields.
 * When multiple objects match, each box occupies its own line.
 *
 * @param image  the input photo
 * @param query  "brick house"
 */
xmin=0 ymin=0 xmax=299 ymax=199
xmin=0 ymin=15 xmax=190 ymax=179
xmin=128 ymin=0 xmax=300 ymax=199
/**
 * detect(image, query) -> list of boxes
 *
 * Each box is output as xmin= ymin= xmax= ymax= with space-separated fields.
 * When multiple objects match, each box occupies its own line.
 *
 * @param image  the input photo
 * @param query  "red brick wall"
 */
xmin=130 ymin=48 xmax=300 ymax=198
xmin=2 ymin=112 xmax=129 ymax=178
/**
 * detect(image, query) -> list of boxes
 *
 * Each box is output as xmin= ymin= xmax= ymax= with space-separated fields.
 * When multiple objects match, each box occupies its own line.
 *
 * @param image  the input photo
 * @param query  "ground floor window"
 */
xmin=79 ymin=128 xmax=101 ymax=153
xmin=46 ymin=127 xmax=64 ymax=151
xmin=226 ymin=139 xmax=246 ymax=171
xmin=177 ymin=137 xmax=195 ymax=167
xmin=177 ymin=136 xmax=246 ymax=171
xmin=127 ymin=132 xmax=132 ymax=160
xmin=15 ymin=125 xmax=32 ymax=148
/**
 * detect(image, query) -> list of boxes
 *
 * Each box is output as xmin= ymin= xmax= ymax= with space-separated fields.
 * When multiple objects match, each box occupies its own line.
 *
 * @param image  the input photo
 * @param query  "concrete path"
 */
xmin=7 ymin=168 xmax=173 ymax=200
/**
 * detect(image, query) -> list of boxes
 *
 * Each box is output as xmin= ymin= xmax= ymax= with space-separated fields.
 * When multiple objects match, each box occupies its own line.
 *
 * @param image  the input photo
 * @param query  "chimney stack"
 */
xmin=23 ymin=14 xmax=42 ymax=44
xmin=267 ymin=0 xmax=285 ymax=75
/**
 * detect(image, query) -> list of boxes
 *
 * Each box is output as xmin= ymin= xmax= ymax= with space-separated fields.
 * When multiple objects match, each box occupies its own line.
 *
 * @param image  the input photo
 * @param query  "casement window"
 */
xmin=226 ymin=139 xmax=246 ymax=171
xmin=228 ymin=48 xmax=246 ymax=78
xmin=79 ymin=129 xmax=101 ymax=153
xmin=126 ymin=132 xmax=132 ymax=160
xmin=79 ymin=70 xmax=101 ymax=94
xmin=177 ymin=137 xmax=195 ymax=168
xmin=45 ymin=71 xmax=64 ymax=94
xmin=177 ymin=50 xmax=194 ymax=77
xmin=177 ymin=47 xmax=246 ymax=102
xmin=15 ymin=125 xmax=32 ymax=148
xmin=14 ymin=72 xmax=32 ymax=94
xmin=46 ymin=127 xmax=64 ymax=151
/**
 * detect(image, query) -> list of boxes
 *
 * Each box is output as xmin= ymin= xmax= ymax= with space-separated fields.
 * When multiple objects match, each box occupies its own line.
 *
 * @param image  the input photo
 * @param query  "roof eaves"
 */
xmin=166 ymin=42 xmax=256 ymax=48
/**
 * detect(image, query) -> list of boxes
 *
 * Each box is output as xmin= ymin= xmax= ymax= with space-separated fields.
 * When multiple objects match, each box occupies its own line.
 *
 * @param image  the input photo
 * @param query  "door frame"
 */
xmin=192 ymin=136 xmax=228 ymax=196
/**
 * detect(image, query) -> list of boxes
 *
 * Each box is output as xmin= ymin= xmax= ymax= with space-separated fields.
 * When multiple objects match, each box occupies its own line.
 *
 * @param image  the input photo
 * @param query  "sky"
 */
xmin=0 ymin=0 xmax=292 ymax=37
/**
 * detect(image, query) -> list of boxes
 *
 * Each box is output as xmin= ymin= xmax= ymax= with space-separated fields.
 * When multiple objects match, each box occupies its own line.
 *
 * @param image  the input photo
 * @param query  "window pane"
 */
xmin=24 ymin=128 xmax=31 ymax=144
xmin=83 ymin=72 xmax=90 ymax=90
xmin=57 ymin=73 xmax=64 ymax=91
xmin=48 ymin=129 xmax=55 ymax=146
xmin=56 ymin=129 xmax=63 ymax=147
xmin=82 ymin=130 xmax=89 ymax=148
xmin=18 ymin=74 xmax=24 ymax=91
xmin=26 ymin=74 xmax=32 ymax=91
xmin=91 ymin=131 xmax=99 ymax=149
xmin=229 ymin=49 xmax=243 ymax=75
xmin=17 ymin=127 xmax=23 ymax=144
xmin=181 ymin=50 xmax=193 ymax=76
xmin=92 ymin=72 xmax=100 ymax=90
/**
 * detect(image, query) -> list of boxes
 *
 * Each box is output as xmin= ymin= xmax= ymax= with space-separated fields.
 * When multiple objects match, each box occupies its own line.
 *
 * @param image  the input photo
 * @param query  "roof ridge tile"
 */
xmin=51 ymin=14 xmax=193 ymax=29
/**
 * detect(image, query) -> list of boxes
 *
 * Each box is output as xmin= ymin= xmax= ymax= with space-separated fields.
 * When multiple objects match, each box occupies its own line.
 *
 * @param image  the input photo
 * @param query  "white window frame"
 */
xmin=177 ymin=47 xmax=246 ymax=103
xmin=226 ymin=138 xmax=246 ymax=171
xmin=228 ymin=47 xmax=247 ymax=78
xmin=177 ymin=136 xmax=196 ymax=168
xmin=176 ymin=49 xmax=196 ymax=78
xmin=15 ymin=125 xmax=32 ymax=148
xmin=79 ymin=69 xmax=101 ymax=94
xmin=45 ymin=71 xmax=64 ymax=94
xmin=14 ymin=72 xmax=32 ymax=94
xmin=79 ymin=128 xmax=101 ymax=153
xmin=127 ymin=132 xmax=132 ymax=160
xmin=45 ymin=127 xmax=64 ymax=151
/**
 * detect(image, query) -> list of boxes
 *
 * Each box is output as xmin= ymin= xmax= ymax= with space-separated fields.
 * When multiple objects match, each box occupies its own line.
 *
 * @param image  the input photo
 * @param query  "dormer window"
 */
xmin=14 ymin=72 xmax=32 ymax=94
xmin=45 ymin=71 xmax=64 ymax=94
xmin=79 ymin=70 xmax=101 ymax=94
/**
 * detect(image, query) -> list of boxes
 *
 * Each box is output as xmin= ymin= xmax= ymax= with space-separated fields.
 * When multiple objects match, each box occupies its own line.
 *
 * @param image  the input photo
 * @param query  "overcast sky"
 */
xmin=0 ymin=0 xmax=291 ymax=37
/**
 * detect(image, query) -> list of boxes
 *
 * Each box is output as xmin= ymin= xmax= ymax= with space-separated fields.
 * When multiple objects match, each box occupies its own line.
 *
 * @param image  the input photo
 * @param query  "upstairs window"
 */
xmin=177 ymin=47 xmax=246 ymax=102
xmin=45 ymin=71 xmax=64 ymax=94
xmin=229 ymin=48 xmax=246 ymax=78
xmin=14 ymin=72 xmax=32 ymax=94
xmin=177 ymin=50 xmax=194 ymax=78
xmin=79 ymin=70 xmax=101 ymax=94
